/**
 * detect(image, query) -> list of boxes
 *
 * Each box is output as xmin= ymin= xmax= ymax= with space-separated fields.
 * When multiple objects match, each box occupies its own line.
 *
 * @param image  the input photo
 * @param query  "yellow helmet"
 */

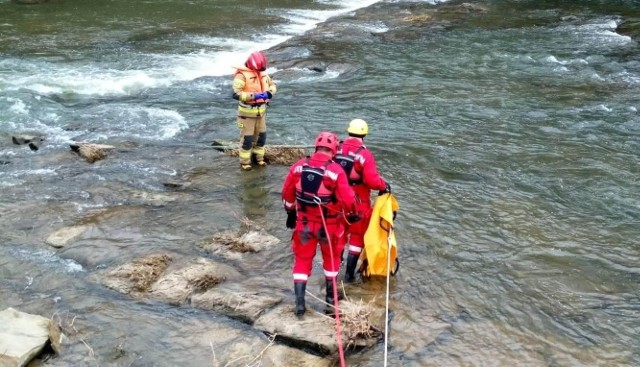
xmin=347 ymin=118 xmax=368 ymax=136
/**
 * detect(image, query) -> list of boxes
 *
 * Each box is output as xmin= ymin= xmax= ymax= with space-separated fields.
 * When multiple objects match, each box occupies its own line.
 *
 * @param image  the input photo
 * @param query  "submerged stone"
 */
xmin=45 ymin=225 xmax=89 ymax=248
xmin=203 ymin=324 xmax=332 ymax=367
xmin=257 ymin=344 xmax=333 ymax=367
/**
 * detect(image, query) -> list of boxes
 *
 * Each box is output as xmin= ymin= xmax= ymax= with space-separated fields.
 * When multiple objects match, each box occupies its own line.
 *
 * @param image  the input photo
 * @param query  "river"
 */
xmin=1 ymin=0 xmax=639 ymax=366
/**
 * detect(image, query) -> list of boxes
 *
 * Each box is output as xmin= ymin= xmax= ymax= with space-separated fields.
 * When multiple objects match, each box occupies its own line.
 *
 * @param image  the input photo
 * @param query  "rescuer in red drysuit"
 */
xmin=282 ymin=131 xmax=360 ymax=317
xmin=333 ymin=119 xmax=390 ymax=283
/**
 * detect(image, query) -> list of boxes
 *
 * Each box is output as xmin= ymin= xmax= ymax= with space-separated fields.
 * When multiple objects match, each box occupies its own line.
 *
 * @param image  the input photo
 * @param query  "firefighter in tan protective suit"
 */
xmin=232 ymin=51 xmax=277 ymax=171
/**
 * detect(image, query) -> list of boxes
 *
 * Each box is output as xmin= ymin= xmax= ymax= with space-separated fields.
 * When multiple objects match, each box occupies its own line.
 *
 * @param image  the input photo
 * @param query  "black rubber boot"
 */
xmin=294 ymin=282 xmax=306 ymax=317
xmin=344 ymin=253 xmax=359 ymax=283
xmin=324 ymin=279 xmax=344 ymax=315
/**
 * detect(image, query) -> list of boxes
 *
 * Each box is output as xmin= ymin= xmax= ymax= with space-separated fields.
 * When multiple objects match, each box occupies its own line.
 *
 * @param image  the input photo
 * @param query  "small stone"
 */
xmin=45 ymin=225 xmax=89 ymax=248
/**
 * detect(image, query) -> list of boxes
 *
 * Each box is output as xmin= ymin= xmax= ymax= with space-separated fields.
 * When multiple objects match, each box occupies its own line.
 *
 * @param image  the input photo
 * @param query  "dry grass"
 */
xmin=310 ymin=286 xmax=383 ymax=348
xmin=79 ymin=144 xmax=106 ymax=163
xmin=203 ymin=216 xmax=265 ymax=253
xmin=263 ymin=147 xmax=307 ymax=165
xmin=70 ymin=143 xmax=115 ymax=163
xmin=190 ymin=274 xmax=224 ymax=292
xmin=117 ymin=253 xmax=172 ymax=292
xmin=51 ymin=312 xmax=99 ymax=367
xmin=340 ymin=297 xmax=382 ymax=347
xmin=238 ymin=216 xmax=260 ymax=233
xmin=403 ymin=14 xmax=432 ymax=23
xmin=222 ymin=145 xmax=308 ymax=166
xmin=205 ymin=231 xmax=256 ymax=253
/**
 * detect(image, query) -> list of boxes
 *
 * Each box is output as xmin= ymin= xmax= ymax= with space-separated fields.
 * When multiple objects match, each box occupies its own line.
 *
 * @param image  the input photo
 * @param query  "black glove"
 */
xmin=346 ymin=211 xmax=361 ymax=223
xmin=286 ymin=210 xmax=297 ymax=229
xmin=392 ymin=211 xmax=397 ymax=221
xmin=378 ymin=182 xmax=391 ymax=196
xmin=266 ymin=91 xmax=272 ymax=99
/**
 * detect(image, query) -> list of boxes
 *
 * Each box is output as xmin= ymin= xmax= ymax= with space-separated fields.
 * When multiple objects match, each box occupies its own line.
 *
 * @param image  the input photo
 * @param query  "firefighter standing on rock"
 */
xmin=232 ymin=51 xmax=277 ymax=171
xmin=281 ymin=131 xmax=361 ymax=317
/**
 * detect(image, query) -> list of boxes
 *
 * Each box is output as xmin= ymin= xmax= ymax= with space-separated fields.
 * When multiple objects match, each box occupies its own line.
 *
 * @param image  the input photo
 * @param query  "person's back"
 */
xmin=334 ymin=119 xmax=390 ymax=283
xmin=282 ymin=132 xmax=359 ymax=316
xmin=336 ymin=136 xmax=386 ymax=203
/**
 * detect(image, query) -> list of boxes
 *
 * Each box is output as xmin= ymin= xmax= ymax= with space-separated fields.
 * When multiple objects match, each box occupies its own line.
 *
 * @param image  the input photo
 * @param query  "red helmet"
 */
xmin=245 ymin=51 xmax=267 ymax=71
xmin=315 ymin=131 xmax=339 ymax=155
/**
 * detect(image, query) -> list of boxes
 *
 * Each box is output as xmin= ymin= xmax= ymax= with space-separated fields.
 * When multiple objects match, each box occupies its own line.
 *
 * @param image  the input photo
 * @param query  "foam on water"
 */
xmin=284 ymin=68 xmax=342 ymax=83
xmin=8 ymin=98 xmax=28 ymax=114
xmin=11 ymin=248 xmax=84 ymax=273
xmin=6 ymin=64 xmax=170 ymax=96
xmin=0 ymin=2 xmax=393 ymax=145
xmin=0 ymin=1 xmax=384 ymax=99
xmin=85 ymin=105 xmax=188 ymax=140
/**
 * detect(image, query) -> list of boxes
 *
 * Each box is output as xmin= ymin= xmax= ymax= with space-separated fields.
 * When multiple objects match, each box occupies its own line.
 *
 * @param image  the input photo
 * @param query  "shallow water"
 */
xmin=1 ymin=0 xmax=640 ymax=366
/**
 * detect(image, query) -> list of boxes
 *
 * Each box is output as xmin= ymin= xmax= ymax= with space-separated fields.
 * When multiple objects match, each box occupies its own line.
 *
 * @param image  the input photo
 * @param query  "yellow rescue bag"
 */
xmin=361 ymin=193 xmax=399 ymax=277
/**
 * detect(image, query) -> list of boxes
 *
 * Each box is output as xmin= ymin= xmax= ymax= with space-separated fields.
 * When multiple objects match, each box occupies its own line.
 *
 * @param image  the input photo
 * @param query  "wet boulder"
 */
xmin=100 ymin=253 xmax=173 ymax=296
xmin=202 ymin=229 xmax=281 ymax=260
xmin=69 ymin=142 xmax=116 ymax=163
xmin=251 ymin=293 xmax=384 ymax=357
xmin=0 ymin=308 xmax=64 ymax=367
xmin=11 ymin=134 xmax=44 ymax=151
xmin=191 ymin=282 xmax=284 ymax=324
xmin=45 ymin=225 xmax=89 ymax=248
xmin=211 ymin=140 xmax=310 ymax=166
xmin=98 ymin=253 xmax=241 ymax=306
xmin=254 ymin=304 xmax=340 ymax=355
xmin=150 ymin=257 xmax=241 ymax=305
xmin=616 ymin=18 xmax=640 ymax=41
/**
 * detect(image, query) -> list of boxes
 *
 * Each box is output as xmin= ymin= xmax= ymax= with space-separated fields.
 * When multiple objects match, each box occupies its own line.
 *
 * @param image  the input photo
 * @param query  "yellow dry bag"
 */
xmin=361 ymin=193 xmax=399 ymax=277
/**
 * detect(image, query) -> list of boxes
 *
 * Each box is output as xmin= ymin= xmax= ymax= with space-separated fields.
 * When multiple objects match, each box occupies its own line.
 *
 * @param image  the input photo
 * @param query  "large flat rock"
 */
xmin=193 ymin=321 xmax=333 ymax=367
xmin=254 ymin=304 xmax=339 ymax=355
xmin=0 ymin=308 xmax=52 ymax=367
xmin=191 ymin=283 xmax=283 ymax=324
xmin=150 ymin=257 xmax=241 ymax=305
xmin=250 ymin=343 xmax=333 ymax=367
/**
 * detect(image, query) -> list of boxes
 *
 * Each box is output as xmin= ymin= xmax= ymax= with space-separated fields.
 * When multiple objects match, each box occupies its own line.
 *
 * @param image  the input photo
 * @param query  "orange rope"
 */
xmin=316 ymin=199 xmax=347 ymax=367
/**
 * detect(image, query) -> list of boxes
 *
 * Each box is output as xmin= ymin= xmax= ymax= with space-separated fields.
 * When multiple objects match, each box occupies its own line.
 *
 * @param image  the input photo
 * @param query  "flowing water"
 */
xmin=1 ymin=0 xmax=639 ymax=366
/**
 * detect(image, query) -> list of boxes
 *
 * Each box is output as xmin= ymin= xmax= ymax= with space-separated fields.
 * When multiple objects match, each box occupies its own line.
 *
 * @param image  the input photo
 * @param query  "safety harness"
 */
xmin=295 ymin=159 xmax=335 ymax=211
xmin=334 ymin=145 xmax=365 ymax=185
